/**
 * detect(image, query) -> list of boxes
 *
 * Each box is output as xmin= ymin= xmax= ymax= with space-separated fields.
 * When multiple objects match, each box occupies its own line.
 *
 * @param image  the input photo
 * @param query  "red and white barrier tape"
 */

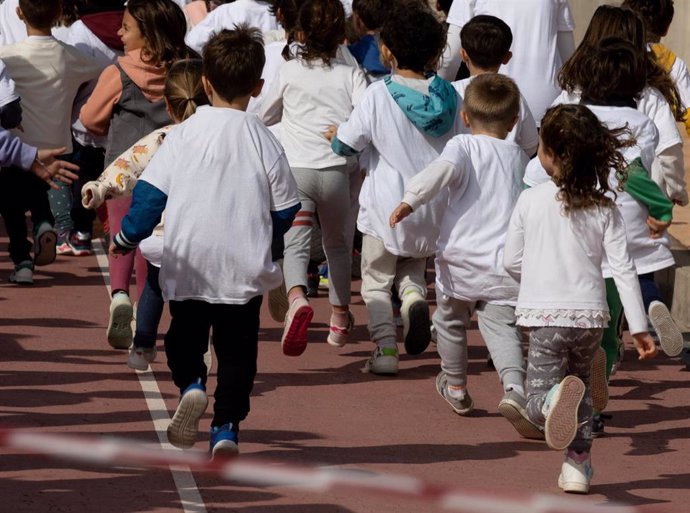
xmin=0 ymin=428 xmax=642 ymax=513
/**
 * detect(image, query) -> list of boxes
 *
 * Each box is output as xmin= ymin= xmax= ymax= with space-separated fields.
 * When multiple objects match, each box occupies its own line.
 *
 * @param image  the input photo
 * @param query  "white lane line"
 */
xmin=94 ymin=240 xmax=207 ymax=513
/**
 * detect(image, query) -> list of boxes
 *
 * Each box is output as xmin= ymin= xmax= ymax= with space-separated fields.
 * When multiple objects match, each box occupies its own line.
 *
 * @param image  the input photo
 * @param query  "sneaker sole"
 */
xmin=107 ymin=302 xmax=134 ymax=349
xmin=591 ymin=347 xmax=608 ymax=412
xmin=281 ymin=305 xmax=313 ymax=356
xmin=34 ymin=230 xmax=57 ymax=267
xmin=649 ymin=302 xmax=683 ymax=357
xmin=498 ymin=400 xmax=544 ymax=440
xmin=167 ymin=389 xmax=208 ymax=449
xmin=404 ymin=301 xmax=431 ymax=355
xmin=268 ymin=282 xmax=289 ymax=323
xmin=366 ymin=357 xmax=399 ymax=376
xmin=558 ymin=475 xmax=590 ymax=494
xmin=211 ymin=439 xmax=239 ymax=459
xmin=545 ymin=376 xmax=585 ymax=450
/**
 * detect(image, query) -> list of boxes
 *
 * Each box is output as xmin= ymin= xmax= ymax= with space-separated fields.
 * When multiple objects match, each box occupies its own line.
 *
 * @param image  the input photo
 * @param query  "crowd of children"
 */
xmin=1 ymin=0 xmax=688 ymax=496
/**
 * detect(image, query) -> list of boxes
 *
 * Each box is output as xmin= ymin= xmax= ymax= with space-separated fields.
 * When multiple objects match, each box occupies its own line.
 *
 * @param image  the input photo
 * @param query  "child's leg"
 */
xmin=394 ymin=255 xmax=430 ymax=355
xmin=0 ymin=168 xmax=34 ymax=265
xmin=434 ymin=293 xmax=474 ymax=414
xmin=106 ymin=197 xmax=137 ymax=295
xmin=133 ymin=262 xmax=164 ymax=349
xmin=209 ymin=295 xmax=262 ymax=429
xmin=165 ymin=300 xmax=213 ymax=392
xmin=475 ymin=303 xmax=525 ymax=392
xmin=637 ymin=273 xmax=662 ymax=309
xmin=314 ymin=166 xmax=353 ymax=309
xmin=602 ymin=278 xmax=623 ymax=378
xmin=48 ymin=181 xmax=74 ymax=235
xmin=360 ymin=234 xmax=398 ymax=350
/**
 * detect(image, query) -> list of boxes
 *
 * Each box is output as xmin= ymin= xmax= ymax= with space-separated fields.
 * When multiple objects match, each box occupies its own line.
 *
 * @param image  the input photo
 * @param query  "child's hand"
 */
xmin=32 ymin=148 xmax=80 ymax=189
xmin=109 ymin=241 xmax=132 ymax=257
xmin=389 ymin=203 xmax=413 ymax=227
xmin=647 ymin=216 xmax=671 ymax=239
xmin=323 ymin=125 xmax=337 ymax=142
xmin=632 ymin=332 xmax=658 ymax=360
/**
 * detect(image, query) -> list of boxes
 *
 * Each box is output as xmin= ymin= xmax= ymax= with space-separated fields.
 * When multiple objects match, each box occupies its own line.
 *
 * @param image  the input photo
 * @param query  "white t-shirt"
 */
xmin=140 ymin=106 xmax=300 ymax=304
xmin=447 ymin=0 xmax=575 ymax=122
xmin=403 ymin=134 xmax=529 ymax=303
xmin=185 ymin=0 xmax=280 ymax=54
xmin=504 ymin=180 xmax=648 ymax=334
xmin=336 ymin=79 xmax=466 ymax=258
xmin=524 ymin=104 xmax=674 ymax=276
xmin=0 ymin=0 xmax=70 ymax=45
xmin=453 ymin=76 xmax=538 ymax=156
xmin=669 ymin=56 xmax=690 ymax=120
xmin=260 ymin=57 xmax=367 ymax=169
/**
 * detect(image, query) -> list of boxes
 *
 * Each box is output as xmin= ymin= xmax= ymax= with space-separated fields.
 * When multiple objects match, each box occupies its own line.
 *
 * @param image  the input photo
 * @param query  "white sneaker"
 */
xmin=127 ymin=346 xmax=157 ymax=370
xmin=363 ymin=346 xmax=399 ymax=375
xmin=543 ymin=375 xmax=585 ymax=451
xmin=9 ymin=260 xmax=34 ymax=285
xmin=107 ymin=293 xmax=133 ymax=349
xmin=167 ymin=382 xmax=208 ymax=449
xmin=558 ymin=451 xmax=593 ymax=494
xmin=400 ymin=289 xmax=431 ymax=355
xmin=648 ymin=300 xmax=683 ymax=357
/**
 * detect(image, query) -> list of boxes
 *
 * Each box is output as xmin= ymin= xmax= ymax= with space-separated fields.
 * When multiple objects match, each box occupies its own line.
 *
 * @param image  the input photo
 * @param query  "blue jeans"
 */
xmin=133 ymin=262 xmax=164 ymax=349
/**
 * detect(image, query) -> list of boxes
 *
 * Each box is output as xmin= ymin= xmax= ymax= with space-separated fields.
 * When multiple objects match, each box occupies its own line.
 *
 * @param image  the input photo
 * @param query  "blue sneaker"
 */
xmin=210 ymin=423 xmax=239 ymax=459
xmin=167 ymin=380 xmax=208 ymax=449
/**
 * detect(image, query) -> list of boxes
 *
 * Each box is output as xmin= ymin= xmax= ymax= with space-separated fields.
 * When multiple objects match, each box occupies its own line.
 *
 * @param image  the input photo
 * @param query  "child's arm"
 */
xmin=79 ymin=65 xmax=122 ymax=136
xmin=82 ymin=127 xmax=171 ymax=210
xmin=111 ymin=180 xmax=167 ymax=256
xmin=651 ymin=143 xmax=688 ymax=206
xmin=390 ymin=158 xmax=467 ymax=227
xmin=329 ymin=93 xmax=374 ymax=157
xmin=502 ymin=195 xmax=525 ymax=282
xmin=624 ymin=157 xmax=674 ymax=236
xmin=603 ymin=207 xmax=657 ymax=360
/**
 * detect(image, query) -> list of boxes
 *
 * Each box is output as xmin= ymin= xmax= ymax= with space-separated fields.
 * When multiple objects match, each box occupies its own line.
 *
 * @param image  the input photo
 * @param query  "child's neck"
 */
xmin=470 ymin=127 xmax=509 ymax=140
xmin=395 ymin=68 xmax=426 ymax=80
xmin=211 ymin=94 xmax=252 ymax=112
xmin=26 ymin=25 xmax=52 ymax=37
xmin=468 ymin=63 xmax=500 ymax=77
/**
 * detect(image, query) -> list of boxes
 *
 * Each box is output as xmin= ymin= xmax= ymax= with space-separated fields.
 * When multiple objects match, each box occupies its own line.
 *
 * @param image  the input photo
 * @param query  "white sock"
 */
xmin=447 ymin=386 xmax=466 ymax=399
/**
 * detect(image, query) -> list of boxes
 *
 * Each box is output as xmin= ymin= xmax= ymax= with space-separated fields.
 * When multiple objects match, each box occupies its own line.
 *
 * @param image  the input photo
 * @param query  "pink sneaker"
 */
xmin=327 ymin=311 xmax=354 ymax=347
xmin=281 ymin=297 xmax=313 ymax=356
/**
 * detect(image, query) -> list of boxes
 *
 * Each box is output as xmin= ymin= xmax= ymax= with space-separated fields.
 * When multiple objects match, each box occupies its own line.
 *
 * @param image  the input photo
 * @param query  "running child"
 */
xmin=81 ymin=0 xmax=194 ymax=350
xmin=82 ymin=59 xmax=210 ymax=371
xmin=330 ymin=1 xmax=464 ymax=375
xmin=111 ymin=27 xmax=300 ymax=457
xmin=260 ymin=0 xmax=367 ymax=356
xmin=390 ymin=74 xmax=539 ymax=439
xmin=504 ymin=103 xmax=657 ymax=494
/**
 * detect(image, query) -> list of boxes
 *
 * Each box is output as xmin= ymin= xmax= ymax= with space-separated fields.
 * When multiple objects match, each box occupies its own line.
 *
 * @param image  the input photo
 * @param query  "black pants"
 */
xmin=70 ymin=143 xmax=106 ymax=234
xmin=0 ymin=166 xmax=54 ymax=264
xmin=165 ymin=296 xmax=263 ymax=428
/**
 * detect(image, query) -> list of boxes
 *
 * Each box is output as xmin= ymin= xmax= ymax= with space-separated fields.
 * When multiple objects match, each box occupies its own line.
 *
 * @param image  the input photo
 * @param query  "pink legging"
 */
xmin=107 ymin=197 xmax=147 ymax=301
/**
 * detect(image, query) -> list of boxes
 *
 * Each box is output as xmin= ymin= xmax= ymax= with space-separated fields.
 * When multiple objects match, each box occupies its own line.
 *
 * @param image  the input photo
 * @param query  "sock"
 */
xmin=112 ymin=289 xmax=128 ymax=298
xmin=288 ymin=288 xmax=306 ymax=304
xmin=567 ymin=449 xmax=590 ymax=464
xmin=331 ymin=310 xmax=349 ymax=328
xmin=447 ymin=384 xmax=466 ymax=399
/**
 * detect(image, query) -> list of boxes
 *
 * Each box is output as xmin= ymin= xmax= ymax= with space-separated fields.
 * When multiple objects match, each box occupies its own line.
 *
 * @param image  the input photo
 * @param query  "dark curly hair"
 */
xmin=621 ymin=0 xmax=674 ymax=41
xmin=295 ymin=0 xmax=345 ymax=66
xmin=558 ymin=5 xmax=684 ymax=121
xmin=379 ymin=1 xmax=446 ymax=73
xmin=540 ymin=104 xmax=636 ymax=213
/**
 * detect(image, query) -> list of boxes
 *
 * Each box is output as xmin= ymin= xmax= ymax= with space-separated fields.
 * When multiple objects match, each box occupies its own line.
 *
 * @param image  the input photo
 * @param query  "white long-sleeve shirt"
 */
xmin=504 ymin=180 xmax=648 ymax=334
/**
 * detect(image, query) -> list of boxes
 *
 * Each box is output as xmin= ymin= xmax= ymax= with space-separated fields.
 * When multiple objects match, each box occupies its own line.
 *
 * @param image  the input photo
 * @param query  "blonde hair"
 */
xmin=463 ymin=73 xmax=520 ymax=131
xmin=164 ymin=59 xmax=209 ymax=122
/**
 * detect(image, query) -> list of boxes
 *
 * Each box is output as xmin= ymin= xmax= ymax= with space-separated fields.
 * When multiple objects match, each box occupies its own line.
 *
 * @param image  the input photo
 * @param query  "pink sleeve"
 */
xmin=79 ymin=64 xmax=122 ymax=137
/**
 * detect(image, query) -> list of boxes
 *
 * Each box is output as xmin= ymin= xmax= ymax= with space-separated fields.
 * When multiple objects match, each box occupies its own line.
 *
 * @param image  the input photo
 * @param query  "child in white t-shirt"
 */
xmin=454 ymin=14 xmax=538 ymax=156
xmin=111 ymin=28 xmax=300 ymax=458
xmin=390 ymin=74 xmax=538 ymax=439
xmin=260 ymin=0 xmax=367 ymax=357
xmin=329 ymin=1 xmax=464 ymax=375
xmin=504 ymin=103 xmax=657 ymax=494
xmin=185 ymin=0 xmax=279 ymax=53
xmin=442 ymin=0 xmax=575 ymax=123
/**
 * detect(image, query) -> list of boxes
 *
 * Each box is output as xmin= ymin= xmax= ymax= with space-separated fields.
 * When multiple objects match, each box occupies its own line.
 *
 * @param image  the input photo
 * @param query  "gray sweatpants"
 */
xmin=283 ymin=165 xmax=353 ymax=306
xmin=525 ymin=327 xmax=603 ymax=453
xmin=434 ymin=292 xmax=526 ymax=389
xmin=360 ymin=234 xmax=427 ymax=349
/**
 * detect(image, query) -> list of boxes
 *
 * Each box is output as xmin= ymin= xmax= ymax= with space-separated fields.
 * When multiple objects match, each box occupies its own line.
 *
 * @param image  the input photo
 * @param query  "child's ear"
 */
xmin=16 ymin=6 xmax=25 ymax=22
xmin=460 ymin=110 xmax=471 ymax=128
xmin=460 ymin=48 xmax=470 ymax=65
xmin=251 ymin=79 xmax=264 ymax=98
xmin=507 ymin=114 xmax=519 ymax=133
xmin=201 ymin=75 xmax=214 ymax=103
xmin=379 ymin=43 xmax=396 ymax=70
xmin=502 ymin=51 xmax=513 ymax=66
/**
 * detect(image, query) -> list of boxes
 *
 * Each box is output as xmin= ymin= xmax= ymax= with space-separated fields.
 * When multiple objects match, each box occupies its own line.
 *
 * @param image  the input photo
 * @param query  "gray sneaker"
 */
xmin=498 ymin=389 xmax=544 ymax=439
xmin=435 ymin=371 xmax=473 ymax=415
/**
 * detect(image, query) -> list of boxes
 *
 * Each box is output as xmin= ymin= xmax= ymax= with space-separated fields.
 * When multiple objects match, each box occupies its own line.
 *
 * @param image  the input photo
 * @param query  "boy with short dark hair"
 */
xmin=111 ymin=26 xmax=300 ymax=458
xmin=390 ymin=73 xmax=540 ymax=439
xmin=330 ymin=2 xmax=464 ymax=375
xmin=456 ymin=15 xmax=538 ymax=157
xmin=0 ymin=0 xmax=100 ymax=284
